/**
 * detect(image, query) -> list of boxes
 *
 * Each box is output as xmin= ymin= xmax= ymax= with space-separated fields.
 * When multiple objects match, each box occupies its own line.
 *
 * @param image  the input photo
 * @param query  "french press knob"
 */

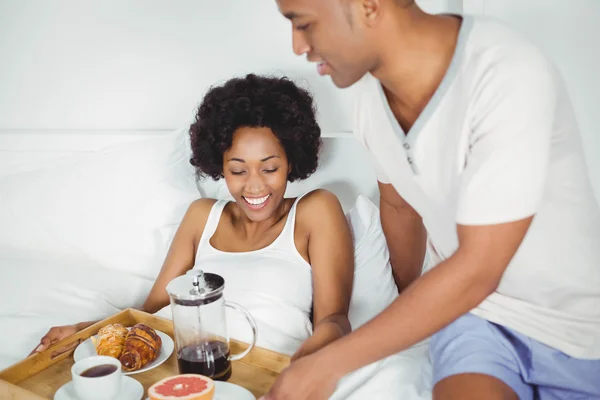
xmin=186 ymin=269 xmax=207 ymax=295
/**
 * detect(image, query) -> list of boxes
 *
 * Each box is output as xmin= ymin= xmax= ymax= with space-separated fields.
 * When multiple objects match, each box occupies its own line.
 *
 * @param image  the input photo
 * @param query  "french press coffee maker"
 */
xmin=166 ymin=269 xmax=257 ymax=381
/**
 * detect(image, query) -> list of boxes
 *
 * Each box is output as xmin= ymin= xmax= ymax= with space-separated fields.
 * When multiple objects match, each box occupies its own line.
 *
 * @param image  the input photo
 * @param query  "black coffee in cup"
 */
xmin=80 ymin=364 xmax=118 ymax=378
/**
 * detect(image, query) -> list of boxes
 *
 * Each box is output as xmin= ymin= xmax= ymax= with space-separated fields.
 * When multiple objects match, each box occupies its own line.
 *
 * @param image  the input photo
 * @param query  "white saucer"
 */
xmin=54 ymin=375 xmax=144 ymax=400
xmin=73 ymin=329 xmax=174 ymax=375
xmin=144 ymin=381 xmax=255 ymax=400
xmin=213 ymin=381 xmax=256 ymax=400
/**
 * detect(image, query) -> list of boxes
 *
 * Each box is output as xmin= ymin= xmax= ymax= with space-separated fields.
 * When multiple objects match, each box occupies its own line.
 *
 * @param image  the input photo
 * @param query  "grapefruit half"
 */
xmin=148 ymin=374 xmax=215 ymax=400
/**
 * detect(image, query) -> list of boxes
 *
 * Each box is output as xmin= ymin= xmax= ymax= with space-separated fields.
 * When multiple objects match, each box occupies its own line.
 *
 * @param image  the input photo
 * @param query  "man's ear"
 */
xmin=360 ymin=0 xmax=383 ymax=27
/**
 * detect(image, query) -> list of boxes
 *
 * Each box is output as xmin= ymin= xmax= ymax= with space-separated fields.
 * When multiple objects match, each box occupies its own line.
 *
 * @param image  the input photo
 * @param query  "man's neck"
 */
xmin=371 ymin=12 xmax=462 ymax=116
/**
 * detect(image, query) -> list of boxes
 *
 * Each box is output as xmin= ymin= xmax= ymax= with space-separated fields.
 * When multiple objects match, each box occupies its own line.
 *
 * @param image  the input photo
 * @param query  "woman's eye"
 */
xmin=264 ymin=168 xmax=279 ymax=174
xmin=296 ymin=23 xmax=310 ymax=31
xmin=230 ymin=171 xmax=246 ymax=176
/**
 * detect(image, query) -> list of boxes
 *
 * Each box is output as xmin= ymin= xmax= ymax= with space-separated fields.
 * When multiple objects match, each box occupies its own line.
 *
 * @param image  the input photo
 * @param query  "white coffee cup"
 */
xmin=71 ymin=355 xmax=122 ymax=400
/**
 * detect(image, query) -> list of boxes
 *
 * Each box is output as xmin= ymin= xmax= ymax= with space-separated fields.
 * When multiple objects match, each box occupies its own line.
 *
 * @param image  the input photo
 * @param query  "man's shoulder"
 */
xmin=463 ymin=14 xmax=558 ymax=84
xmin=455 ymin=14 xmax=567 ymax=125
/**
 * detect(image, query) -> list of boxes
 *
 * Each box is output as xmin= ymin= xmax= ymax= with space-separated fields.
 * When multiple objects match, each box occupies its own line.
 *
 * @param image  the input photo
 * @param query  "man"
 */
xmin=261 ymin=0 xmax=600 ymax=399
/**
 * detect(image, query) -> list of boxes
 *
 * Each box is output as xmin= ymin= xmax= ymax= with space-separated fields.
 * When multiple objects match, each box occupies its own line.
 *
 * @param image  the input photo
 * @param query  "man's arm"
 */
xmin=261 ymin=216 xmax=536 ymax=400
xmin=313 ymin=215 xmax=534 ymax=377
xmin=321 ymin=55 xmax=557 ymax=375
xmin=379 ymin=182 xmax=427 ymax=292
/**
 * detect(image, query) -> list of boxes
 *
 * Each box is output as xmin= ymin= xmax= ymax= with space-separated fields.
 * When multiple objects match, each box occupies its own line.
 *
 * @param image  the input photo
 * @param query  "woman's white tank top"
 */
xmin=193 ymin=197 xmax=313 ymax=356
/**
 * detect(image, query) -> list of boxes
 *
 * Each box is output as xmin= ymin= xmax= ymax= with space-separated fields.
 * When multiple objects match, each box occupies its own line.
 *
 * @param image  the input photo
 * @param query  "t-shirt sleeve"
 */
xmin=365 ymin=149 xmax=391 ymax=184
xmin=352 ymin=76 xmax=392 ymax=185
xmin=456 ymin=56 xmax=559 ymax=225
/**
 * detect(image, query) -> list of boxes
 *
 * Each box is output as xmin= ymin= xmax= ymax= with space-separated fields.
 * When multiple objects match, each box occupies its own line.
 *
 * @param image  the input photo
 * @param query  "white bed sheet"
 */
xmin=0 ymin=251 xmax=153 ymax=370
xmin=0 ymin=129 xmax=431 ymax=398
xmin=0 ymin=251 xmax=433 ymax=399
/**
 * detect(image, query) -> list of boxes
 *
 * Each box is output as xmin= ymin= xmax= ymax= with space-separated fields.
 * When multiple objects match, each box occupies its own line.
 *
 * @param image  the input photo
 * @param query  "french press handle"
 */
xmin=225 ymin=301 xmax=258 ymax=361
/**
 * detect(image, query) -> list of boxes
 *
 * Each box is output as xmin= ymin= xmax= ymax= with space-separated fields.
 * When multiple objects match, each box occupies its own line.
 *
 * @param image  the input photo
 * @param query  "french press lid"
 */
xmin=166 ymin=269 xmax=225 ymax=305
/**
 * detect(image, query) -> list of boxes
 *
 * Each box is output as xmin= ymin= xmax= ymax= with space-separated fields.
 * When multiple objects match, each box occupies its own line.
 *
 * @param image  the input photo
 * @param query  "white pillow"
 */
xmin=0 ymin=128 xmax=200 ymax=279
xmin=345 ymin=195 xmax=399 ymax=329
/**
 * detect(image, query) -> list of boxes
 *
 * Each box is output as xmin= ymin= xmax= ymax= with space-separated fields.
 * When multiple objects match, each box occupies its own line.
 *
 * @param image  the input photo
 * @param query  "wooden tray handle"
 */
xmin=47 ymin=336 xmax=82 ymax=360
xmin=0 ymin=331 xmax=86 ymax=384
xmin=0 ymin=309 xmax=135 ymax=384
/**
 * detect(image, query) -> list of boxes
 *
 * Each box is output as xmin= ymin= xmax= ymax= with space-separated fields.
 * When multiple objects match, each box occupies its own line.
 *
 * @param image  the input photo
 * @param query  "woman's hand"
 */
xmin=29 ymin=324 xmax=78 ymax=355
xmin=291 ymin=316 xmax=349 ymax=362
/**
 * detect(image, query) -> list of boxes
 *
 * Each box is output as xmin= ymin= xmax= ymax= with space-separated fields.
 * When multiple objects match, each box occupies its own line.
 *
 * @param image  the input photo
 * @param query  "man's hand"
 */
xmin=259 ymin=352 xmax=341 ymax=400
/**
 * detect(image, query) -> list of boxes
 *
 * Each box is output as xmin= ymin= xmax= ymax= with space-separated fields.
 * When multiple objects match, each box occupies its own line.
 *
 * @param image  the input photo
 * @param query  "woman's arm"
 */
xmin=30 ymin=198 xmax=214 ymax=355
xmin=291 ymin=190 xmax=354 ymax=361
xmin=141 ymin=198 xmax=215 ymax=313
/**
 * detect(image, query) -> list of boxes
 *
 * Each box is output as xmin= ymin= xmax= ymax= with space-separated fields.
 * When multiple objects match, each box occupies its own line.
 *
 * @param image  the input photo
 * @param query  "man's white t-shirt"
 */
xmin=353 ymin=14 xmax=600 ymax=359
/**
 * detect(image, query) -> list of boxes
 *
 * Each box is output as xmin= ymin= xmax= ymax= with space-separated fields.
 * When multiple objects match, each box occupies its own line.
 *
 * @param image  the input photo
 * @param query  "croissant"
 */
xmin=119 ymin=323 xmax=162 ymax=372
xmin=93 ymin=324 xmax=129 ymax=359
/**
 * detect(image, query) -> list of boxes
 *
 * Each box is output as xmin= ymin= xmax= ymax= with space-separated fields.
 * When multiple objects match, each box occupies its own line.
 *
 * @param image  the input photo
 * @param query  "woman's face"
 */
xmin=223 ymin=126 xmax=290 ymax=222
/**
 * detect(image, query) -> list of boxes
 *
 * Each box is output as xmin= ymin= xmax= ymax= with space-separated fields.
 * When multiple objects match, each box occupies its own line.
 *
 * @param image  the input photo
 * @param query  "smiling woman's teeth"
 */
xmin=244 ymin=194 xmax=270 ymax=205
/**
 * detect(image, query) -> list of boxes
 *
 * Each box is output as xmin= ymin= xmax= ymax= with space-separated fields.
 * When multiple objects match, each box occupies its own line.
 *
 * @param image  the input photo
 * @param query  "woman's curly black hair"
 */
xmin=189 ymin=73 xmax=322 ymax=182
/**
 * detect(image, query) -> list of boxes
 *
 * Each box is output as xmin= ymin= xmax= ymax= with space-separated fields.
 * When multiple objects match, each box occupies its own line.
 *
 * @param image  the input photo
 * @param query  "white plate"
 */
xmin=213 ymin=381 xmax=256 ymax=400
xmin=144 ymin=381 xmax=256 ymax=400
xmin=73 ymin=329 xmax=174 ymax=375
xmin=55 ymin=375 xmax=144 ymax=400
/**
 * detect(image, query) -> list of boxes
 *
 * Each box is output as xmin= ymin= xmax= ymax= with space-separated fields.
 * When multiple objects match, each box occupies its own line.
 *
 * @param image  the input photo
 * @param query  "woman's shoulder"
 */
xmin=297 ymin=189 xmax=341 ymax=206
xmin=180 ymin=198 xmax=224 ymax=245
xmin=295 ymin=189 xmax=346 ymax=224
xmin=188 ymin=197 xmax=220 ymax=213
xmin=182 ymin=198 xmax=221 ymax=225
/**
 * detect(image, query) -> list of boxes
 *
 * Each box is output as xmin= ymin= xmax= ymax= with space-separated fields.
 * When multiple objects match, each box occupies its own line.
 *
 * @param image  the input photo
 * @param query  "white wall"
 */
xmin=0 ymin=0 xmax=457 ymax=133
xmin=0 ymin=0 xmax=350 ymax=132
xmin=0 ymin=0 xmax=597 ymax=198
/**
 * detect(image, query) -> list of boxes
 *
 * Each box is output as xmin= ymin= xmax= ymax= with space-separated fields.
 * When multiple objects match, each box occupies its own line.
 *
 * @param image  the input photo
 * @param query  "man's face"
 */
xmin=276 ymin=0 xmax=377 ymax=88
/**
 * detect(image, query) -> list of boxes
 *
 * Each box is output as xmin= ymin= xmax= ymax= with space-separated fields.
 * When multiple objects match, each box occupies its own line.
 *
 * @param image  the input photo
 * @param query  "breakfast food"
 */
xmin=148 ymin=374 xmax=215 ymax=400
xmin=92 ymin=323 xmax=129 ymax=358
xmin=119 ymin=323 xmax=163 ymax=372
xmin=92 ymin=323 xmax=162 ymax=372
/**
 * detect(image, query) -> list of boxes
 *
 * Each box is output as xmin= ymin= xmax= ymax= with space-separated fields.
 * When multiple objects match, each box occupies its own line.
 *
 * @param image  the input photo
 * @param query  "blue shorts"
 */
xmin=430 ymin=312 xmax=600 ymax=399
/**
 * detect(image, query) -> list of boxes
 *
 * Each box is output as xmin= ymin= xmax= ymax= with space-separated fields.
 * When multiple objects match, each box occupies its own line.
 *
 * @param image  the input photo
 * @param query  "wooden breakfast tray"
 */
xmin=0 ymin=308 xmax=290 ymax=399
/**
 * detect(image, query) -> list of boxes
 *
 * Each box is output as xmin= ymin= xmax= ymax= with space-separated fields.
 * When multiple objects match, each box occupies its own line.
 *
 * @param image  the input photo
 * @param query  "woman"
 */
xmin=30 ymin=74 xmax=355 ymax=360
